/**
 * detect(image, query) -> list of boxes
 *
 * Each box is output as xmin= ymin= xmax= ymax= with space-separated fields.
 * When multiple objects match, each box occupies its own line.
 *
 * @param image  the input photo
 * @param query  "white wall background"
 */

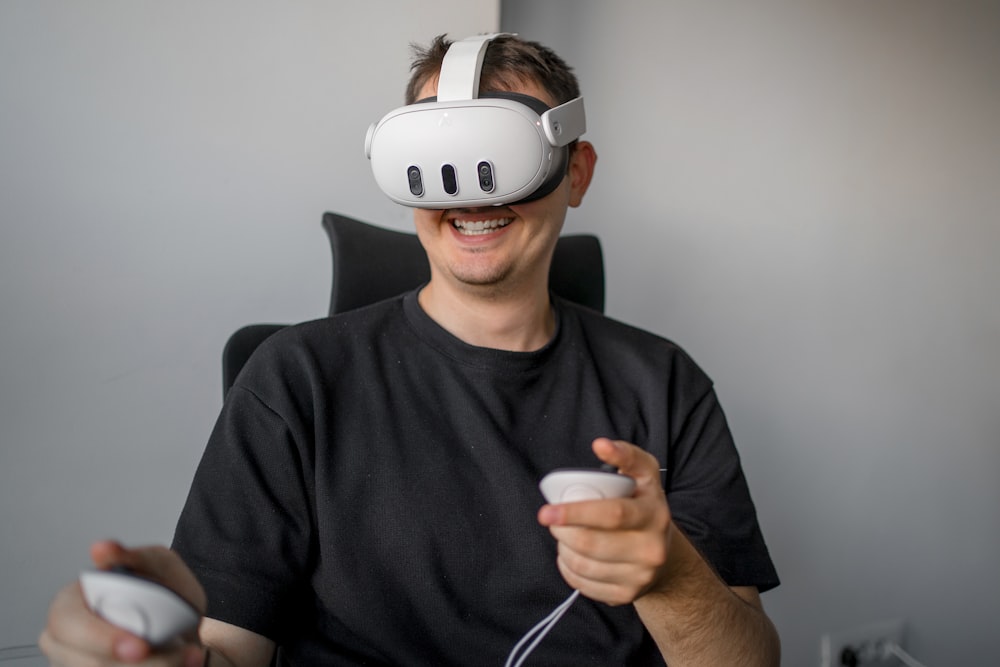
xmin=503 ymin=1 xmax=1000 ymax=666
xmin=0 ymin=0 xmax=498 ymax=655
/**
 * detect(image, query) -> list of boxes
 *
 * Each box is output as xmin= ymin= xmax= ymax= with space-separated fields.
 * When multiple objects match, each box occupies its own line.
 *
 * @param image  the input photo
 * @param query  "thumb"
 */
xmin=591 ymin=438 xmax=662 ymax=491
xmin=89 ymin=540 xmax=207 ymax=615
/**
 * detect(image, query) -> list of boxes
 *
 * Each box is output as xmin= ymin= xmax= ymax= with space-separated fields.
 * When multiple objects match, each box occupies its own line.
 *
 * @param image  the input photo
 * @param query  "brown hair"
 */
xmin=405 ymin=34 xmax=581 ymax=106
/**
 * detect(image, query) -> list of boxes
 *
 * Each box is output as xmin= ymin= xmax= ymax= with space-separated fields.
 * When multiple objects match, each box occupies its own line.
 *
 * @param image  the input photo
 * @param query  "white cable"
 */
xmin=0 ymin=644 xmax=43 ymax=661
xmin=504 ymin=590 xmax=580 ymax=667
xmin=886 ymin=641 xmax=930 ymax=667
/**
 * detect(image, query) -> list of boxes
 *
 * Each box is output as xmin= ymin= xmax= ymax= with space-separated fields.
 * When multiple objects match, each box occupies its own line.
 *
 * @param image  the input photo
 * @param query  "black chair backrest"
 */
xmin=322 ymin=212 xmax=605 ymax=314
xmin=223 ymin=212 xmax=605 ymax=396
xmin=323 ymin=213 xmax=431 ymax=314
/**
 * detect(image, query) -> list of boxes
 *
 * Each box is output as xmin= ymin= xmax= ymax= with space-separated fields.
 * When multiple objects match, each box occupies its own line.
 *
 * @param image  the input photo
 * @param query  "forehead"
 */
xmin=417 ymin=75 xmax=558 ymax=108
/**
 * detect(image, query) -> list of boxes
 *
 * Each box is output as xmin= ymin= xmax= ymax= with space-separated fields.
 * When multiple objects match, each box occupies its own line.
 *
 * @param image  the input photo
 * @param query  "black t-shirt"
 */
xmin=173 ymin=291 xmax=778 ymax=666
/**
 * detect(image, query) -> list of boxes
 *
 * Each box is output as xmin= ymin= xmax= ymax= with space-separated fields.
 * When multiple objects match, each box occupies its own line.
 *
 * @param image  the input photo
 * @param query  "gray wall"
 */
xmin=502 ymin=1 xmax=1000 ymax=666
xmin=0 ymin=0 xmax=498 ymax=653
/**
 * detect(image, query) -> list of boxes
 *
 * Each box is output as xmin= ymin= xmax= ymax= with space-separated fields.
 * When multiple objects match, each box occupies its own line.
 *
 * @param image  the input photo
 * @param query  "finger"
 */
xmin=42 ymin=631 xmax=204 ymax=667
xmin=558 ymin=541 xmax=648 ymax=584
xmin=126 ymin=644 xmax=205 ymax=667
xmin=43 ymin=624 xmax=203 ymax=667
xmin=591 ymin=438 xmax=662 ymax=489
xmin=43 ymin=580 xmax=153 ymax=662
xmin=90 ymin=541 xmax=207 ymax=615
xmin=554 ymin=549 xmax=651 ymax=607
xmin=38 ymin=630 xmax=105 ymax=667
xmin=550 ymin=518 xmax=672 ymax=568
xmin=90 ymin=539 xmax=128 ymax=569
xmin=540 ymin=495 xmax=642 ymax=530
xmin=181 ymin=644 xmax=209 ymax=667
xmin=541 ymin=490 xmax=672 ymax=534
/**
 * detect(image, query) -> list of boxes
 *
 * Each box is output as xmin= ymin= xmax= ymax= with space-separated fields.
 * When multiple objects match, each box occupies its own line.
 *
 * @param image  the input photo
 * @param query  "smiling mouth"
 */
xmin=451 ymin=217 xmax=514 ymax=236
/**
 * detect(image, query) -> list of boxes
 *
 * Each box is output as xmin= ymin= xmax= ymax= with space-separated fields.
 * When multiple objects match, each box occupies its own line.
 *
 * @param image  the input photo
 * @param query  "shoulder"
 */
xmin=558 ymin=298 xmax=702 ymax=366
xmin=261 ymin=295 xmax=406 ymax=354
xmin=233 ymin=295 xmax=409 ymax=394
xmin=556 ymin=298 xmax=716 ymax=396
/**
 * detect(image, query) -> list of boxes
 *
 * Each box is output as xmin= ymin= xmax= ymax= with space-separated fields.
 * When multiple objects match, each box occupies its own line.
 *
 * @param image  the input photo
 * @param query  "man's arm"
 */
xmin=200 ymin=618 xmax=275 ymax=667
xmin=538 ymin=438 xmax=780 ymax=666
xmin=632 ymin=532 xmax=780 ymax=666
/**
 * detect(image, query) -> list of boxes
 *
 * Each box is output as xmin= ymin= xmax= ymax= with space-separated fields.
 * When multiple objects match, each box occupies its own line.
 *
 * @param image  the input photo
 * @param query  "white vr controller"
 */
xmin=80 ymin=568 xmax=201 ymax=646
xmin=366 ymin=33 xmax=587 ymax=208
xmin=539 ymin=468 xmax=636 ymax=504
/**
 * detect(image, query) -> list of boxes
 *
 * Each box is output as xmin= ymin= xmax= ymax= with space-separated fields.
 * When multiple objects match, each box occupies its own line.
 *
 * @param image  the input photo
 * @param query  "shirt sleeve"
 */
xmin=171 ymin=383 xmax=316 ymax=641
xmin=665 ymin=382 xmax=780 ymax=592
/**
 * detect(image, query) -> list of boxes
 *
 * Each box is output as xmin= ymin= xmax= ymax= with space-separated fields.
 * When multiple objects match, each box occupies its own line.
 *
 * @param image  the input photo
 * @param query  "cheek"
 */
xmin=510 ymin=197 xmax=548 ymax=220
xmin=412 ymin=209 xmax=445 ymax=233
xmin=510 ymin=187 xmax=571 ymax=226
xmin=526 ymin=173 xmax=573 ymax=210
xmin=412 ymin=209 xmax=435 ymax=224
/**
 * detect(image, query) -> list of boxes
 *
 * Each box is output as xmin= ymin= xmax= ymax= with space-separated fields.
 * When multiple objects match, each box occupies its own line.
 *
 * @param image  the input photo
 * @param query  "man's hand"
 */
xmin=39 ymin=540 xmax=207 ymax=666
xmin=539 ymin=439 xmax=781 ymax=665
xmin=537 ymin=437 xmax=674 ymax=605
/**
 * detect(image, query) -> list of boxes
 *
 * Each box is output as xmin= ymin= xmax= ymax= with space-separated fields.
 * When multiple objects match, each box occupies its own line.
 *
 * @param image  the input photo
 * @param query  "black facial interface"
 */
xmin=441 ymin=164 xmax=459 ymax=195
xmin=407 ymin=165 xmax=424 ymax=197
xmin=477 ymin=161 xmax=495 ymax=193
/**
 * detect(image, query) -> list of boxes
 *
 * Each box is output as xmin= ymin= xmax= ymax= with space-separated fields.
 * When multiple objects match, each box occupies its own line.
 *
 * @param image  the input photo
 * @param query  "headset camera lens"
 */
xmin=477 ymin=161 xmax=495 ymax=193
xmin=407 ymin=166 xmax=423 ymax=197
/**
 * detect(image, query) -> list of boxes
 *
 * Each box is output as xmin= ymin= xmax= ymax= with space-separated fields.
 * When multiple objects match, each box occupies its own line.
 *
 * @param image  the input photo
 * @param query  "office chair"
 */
xmin=222 ymin=212 xmax=605 ymax=397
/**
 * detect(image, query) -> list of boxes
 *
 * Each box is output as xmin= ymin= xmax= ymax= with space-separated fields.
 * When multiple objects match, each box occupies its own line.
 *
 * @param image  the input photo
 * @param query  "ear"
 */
xmin=567 ymin=141 xmax=597 ymax=208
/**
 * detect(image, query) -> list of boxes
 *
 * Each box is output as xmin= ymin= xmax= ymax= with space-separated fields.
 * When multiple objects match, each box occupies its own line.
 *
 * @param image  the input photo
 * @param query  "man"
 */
xmin=40 ymin=34 xmax=780 ymax=665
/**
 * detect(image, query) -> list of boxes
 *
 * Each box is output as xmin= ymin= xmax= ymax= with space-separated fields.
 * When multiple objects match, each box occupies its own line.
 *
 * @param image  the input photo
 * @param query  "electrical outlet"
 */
xmin=820 ymin=618 xmax=905 ymax=667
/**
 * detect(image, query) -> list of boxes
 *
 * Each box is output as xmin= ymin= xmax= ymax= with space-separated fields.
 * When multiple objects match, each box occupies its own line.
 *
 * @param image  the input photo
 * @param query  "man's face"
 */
xmin=411 ymin=76 xmax=592 ymax=298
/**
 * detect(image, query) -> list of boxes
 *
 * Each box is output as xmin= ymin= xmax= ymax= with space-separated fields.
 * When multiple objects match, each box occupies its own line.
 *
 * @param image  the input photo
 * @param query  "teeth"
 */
xmin=452 ymin=218 xmax=513 ymax=236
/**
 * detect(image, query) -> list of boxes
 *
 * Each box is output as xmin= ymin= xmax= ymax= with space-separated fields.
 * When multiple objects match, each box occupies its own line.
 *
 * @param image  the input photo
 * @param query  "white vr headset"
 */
xmin=365 ymin=33 xmax=586 ymax=209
